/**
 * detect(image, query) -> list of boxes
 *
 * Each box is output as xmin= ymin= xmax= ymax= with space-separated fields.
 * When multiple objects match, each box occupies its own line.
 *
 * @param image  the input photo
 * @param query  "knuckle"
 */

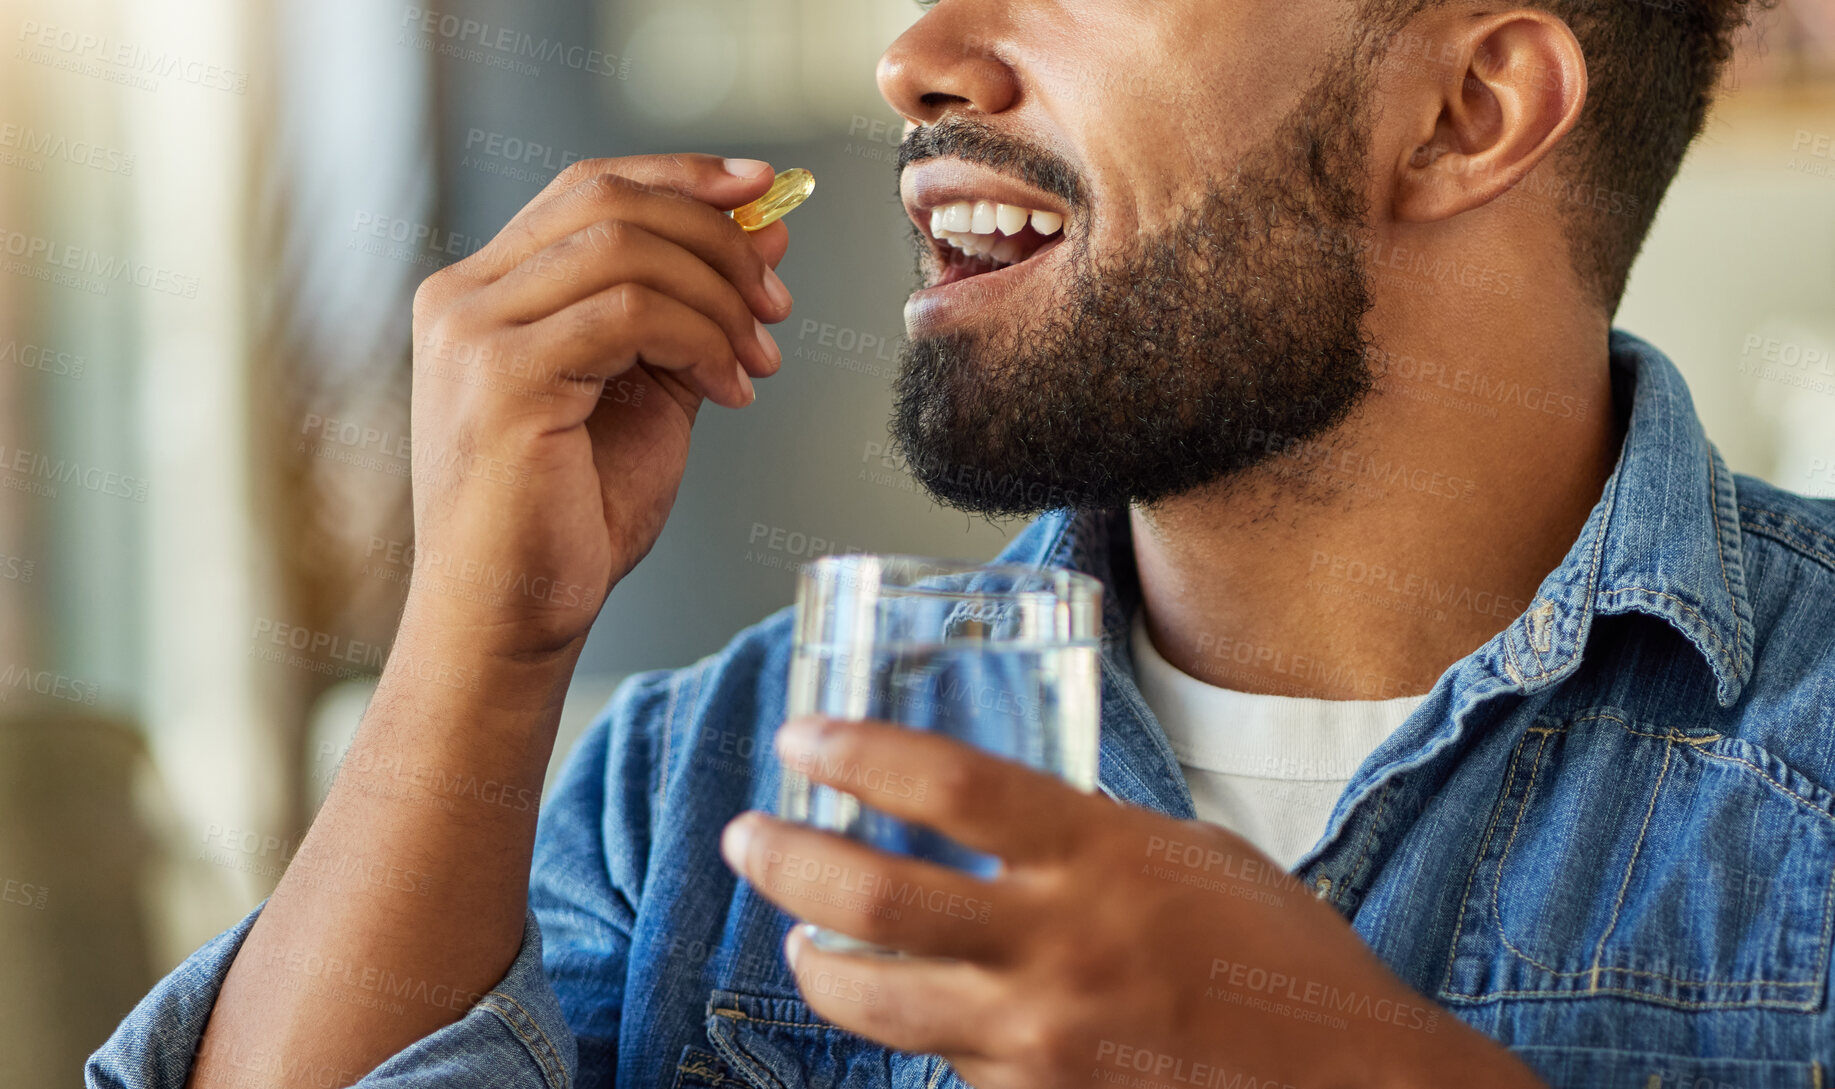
xmin=847 ymin=896 xmax=903 ymax=944
xmin=584 ymin=217 xmax=632 ymax=253
xmin=412 ymin=269 xmax=455 ymax=320
xmin=607 ymin=281 xmax=648 ymax=325
xmin=557 ymin=157 xmax=617 ymax=188
xmin=419 ymin=311 xmax=477 ymax=359
xmin=1007 ymin=1011 xmax=1076 ymax=1069
xmin=929 ymin=757 xmax=992 ymax=815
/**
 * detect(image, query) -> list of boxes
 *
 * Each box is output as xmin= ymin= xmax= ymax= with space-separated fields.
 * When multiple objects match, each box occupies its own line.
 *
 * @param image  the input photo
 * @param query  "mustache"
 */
xmin=895 ymin=118 xmax=1087 ymax=211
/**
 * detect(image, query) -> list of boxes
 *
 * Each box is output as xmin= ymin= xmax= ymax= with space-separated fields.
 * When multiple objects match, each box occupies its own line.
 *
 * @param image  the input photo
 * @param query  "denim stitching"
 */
xmin=1450 ymin=984 xmax=1819 ymax=1009
xmin=1501 ymin=632 xmax=1526 ymax=685
xmin=1739 ymin=505 xmax=1835 ymax=570
xmin=1588 ymin=738 xmax=1673 ymax=992
xmin=1456 ymin=713 xmax=1835 ymax=999
xmin=927 ymin=1058 xmax=951 ymax=1089
xmin=659 ymin=672 xmax=683 ymax=811
xmin=675 ymin=1049 xmax=733 ymax=1089
xmin=1573 ymin=711 xmax=1832 ymax=823
xmin=1342 ymin=782 xmax=1394 ymax=911
xmin=1596 ymin=588 xmax=1736 ymax=670
xmin=1490 ymin=723 xmax=1821 ymax=988
xmin=711 ymin=1006 xmax=847 ymax=1033
xmin=1512 ymin=472 xmax=1614 ymax=685
xmin=480 ymin=991 xmax=572 ymax=1089
xmin=1706 ymin=453 xmax=1746 ymax=675
xmin=706 ymin=1008 xmax=792 ymax=1089
xmin=1484 ymin=727 xmax=1562 ymax=978
xmin=1439 ymin=723 xmax=1539 ymax=997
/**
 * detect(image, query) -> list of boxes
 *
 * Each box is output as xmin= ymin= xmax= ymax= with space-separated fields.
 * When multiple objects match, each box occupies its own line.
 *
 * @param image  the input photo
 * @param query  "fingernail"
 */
xmin=762 ymin=267 xmax=792 ymax=312
xmin=755 ymin=320 xmax=781 ymax=366
xmin=721 ymin=815 xmax=755 ymax=871
xmin=724 ymin=158 xmax=772 ymax=179
xmin=734 ymin=362 xmax=756 ymax=405
xmin=786 ymin=924 xmax=814 ymax=970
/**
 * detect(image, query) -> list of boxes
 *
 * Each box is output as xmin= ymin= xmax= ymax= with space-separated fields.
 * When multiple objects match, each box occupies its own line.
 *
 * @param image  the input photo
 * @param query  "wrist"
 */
xmin=389 ymin=590 xmax=585 ymax=714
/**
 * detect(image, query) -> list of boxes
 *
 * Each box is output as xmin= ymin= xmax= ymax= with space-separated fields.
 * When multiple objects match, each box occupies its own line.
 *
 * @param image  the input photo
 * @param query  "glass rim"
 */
xmin=796 ymin=552 xmax=1102 ymax=598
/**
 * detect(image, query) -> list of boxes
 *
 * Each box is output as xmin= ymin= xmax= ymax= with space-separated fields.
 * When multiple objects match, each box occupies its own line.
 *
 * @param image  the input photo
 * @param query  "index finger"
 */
xmin=776 ymin=715 xmax=1094 ymax=866
xmin=472 ymin=154 xmax=780 ymax=281
xmin=523 ymin=152 xmax=775 ymax=224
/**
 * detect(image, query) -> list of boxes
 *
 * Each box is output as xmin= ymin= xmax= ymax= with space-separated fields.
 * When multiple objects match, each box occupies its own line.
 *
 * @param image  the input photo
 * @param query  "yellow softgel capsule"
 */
xmin=733 ymin=168 xmax=815 ymax=231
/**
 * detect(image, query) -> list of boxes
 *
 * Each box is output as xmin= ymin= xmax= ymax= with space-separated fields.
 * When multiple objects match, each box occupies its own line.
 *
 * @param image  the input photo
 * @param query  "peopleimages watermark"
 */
xmin=13 ymin=20 xmax=249 ymax=95
xmin=794 ymin=317 xmax=902 ymax=380
xmin=348 ymin=212 xmax=487 ymax=271
xmin=1364 ymin=345 xmax=1586 ymax=420
xmin=191 ymin=1037 xmax=360 ymax=1089
xmin=0 ymin=550 xmax=33 ymax=583
xmin=1186 ymin=629 xmax=1416 ymax=700
xmin=249 ymin=617 xmax=480 ymax=691
xmin=0 ymin=337 xmax=86 ymax=379
xmin=1787 ymin=129 xmax=1834 ymax=181
xmin=743 ymin=521 xmax=872 ymax=572
xmin=0 ymin=122 xmax=134 ymax=176
xmin=264 ymin=944 xmax=485 ymax=1018
xmin=1307 ymin=549 xmax=1528 ymax=623
xmin=859 ymin=441 xmax=1091 ymax=510
xmin=1206 ymin=957 xmax=1441 ymax=1034
xmin=196 ymin=823 xmax=433 ymax=895
xmin=1738 ymin=333 xmax=1835 ymax=396
xmin=2 ymin=878 xmax=48 ymax=910
xmin=460 ymin=127 xmax=589 ymax=186
xmin=296 ymin=412 xmax=532 ymax=488
xmin=362 ymin=536 xmax=600 ymax=611
xmin=397 ymin=7 xmax=631 ymax=81
xmin=0 ymin=662 xmax=99 ymax=705
xmin=0 ymin=443 xmax=148 ymax=502
xmin=1092 ymin=1040 xmax=1293 ymax=1089
xmin=0 ymin=226 xmax=199 ymax=298
xmin=323 ymin=744 xmax=541 ymax=816
xmin=1142 ymin=834 xmax=1305 ymax=907
xmin=758 ymin=849 xmax=993 ymax=926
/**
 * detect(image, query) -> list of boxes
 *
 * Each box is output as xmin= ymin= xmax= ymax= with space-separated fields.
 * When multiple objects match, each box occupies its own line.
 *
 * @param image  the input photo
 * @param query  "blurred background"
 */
xmin=0 ymin=0 xmax=1829 ymax=1082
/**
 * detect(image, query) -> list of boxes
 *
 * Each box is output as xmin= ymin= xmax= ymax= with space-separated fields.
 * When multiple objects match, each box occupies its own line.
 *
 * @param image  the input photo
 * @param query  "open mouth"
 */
xmin=923 ymin=199 xmax=1067 ymax=287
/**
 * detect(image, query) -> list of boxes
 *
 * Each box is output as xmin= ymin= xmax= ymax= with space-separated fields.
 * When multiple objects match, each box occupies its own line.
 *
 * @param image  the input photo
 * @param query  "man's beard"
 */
xmin=889 ymin=49 xmax=1377 ymax=518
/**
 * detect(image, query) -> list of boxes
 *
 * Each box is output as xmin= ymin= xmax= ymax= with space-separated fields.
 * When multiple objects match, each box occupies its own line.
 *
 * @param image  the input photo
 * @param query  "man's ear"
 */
xmin=1385 ymin=11 xmax=1587 ymax=223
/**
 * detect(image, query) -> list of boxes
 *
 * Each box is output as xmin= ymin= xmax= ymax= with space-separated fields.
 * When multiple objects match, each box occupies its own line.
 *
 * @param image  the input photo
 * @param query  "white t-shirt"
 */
xmin=1129 ymin=612 xmax=1427 ymax=871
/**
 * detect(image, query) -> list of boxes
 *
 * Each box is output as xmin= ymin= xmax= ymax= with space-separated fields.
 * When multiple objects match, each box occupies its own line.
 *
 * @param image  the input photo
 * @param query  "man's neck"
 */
xmin=1129 ymin=318 xmax=1621 ymax=700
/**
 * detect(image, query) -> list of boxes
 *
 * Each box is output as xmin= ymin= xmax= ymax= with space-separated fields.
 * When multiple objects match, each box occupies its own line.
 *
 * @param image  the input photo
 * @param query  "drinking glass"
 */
xmin=776 ymin=554 xmax=1102 ymax=954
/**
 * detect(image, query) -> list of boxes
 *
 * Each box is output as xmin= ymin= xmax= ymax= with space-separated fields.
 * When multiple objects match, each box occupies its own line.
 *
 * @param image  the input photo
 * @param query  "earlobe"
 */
xmin=1390 ymin=12 xmax=1587 ymax=225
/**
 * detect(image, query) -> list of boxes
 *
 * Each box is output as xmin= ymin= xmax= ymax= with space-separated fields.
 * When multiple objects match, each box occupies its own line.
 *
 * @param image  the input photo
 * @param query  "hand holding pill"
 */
xmin=401 ymin=152 xmax=797 ymax=660
xmin=733 ymin=168 xmax=816 ymax=231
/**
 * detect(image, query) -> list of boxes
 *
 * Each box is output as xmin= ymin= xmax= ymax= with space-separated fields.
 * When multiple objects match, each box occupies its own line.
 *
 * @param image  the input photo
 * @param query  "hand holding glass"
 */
xmin=776 ymin=554 xmax=1102 ymax=954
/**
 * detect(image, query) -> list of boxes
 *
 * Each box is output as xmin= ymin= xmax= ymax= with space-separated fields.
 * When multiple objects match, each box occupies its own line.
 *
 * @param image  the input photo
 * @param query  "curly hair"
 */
xmin=1358 ymin=0 xmax=1777 ymax=311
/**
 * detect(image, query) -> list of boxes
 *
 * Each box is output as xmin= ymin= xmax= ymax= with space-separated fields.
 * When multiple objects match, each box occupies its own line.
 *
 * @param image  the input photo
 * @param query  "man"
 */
xmin=91 ymin=0 xmax=1832 ymax=1086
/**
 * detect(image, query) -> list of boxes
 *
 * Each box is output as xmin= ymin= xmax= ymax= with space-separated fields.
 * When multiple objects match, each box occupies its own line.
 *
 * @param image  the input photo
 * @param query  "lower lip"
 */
xmin=904 ymin=236 xmax=1067 ymax=334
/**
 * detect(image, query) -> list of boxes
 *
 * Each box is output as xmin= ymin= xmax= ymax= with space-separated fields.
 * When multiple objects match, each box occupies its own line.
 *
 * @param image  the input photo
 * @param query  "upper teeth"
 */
xmin=930 ymin=200 xmax=1062 ymax=237
xmin=928 ymin=199 xmax=1063 ymax=263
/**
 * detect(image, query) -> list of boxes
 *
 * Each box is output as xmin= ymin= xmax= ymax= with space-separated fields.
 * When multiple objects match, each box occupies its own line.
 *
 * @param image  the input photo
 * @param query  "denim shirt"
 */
xmin=91 ymin=330 xmax=1835 ymax=1089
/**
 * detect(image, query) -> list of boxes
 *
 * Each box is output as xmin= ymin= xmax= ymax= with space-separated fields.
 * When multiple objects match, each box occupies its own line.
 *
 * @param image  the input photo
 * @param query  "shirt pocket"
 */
xmin=701 ymin=989 xmax=947 ymax=1089
xmin=675 ymin=1044 xmax=749 ymax=1089
xmin=1440 ymin=708 xmax=1835 ymax=1010
xmin=1509 ymin=1045 xmax=1822 ymax=1088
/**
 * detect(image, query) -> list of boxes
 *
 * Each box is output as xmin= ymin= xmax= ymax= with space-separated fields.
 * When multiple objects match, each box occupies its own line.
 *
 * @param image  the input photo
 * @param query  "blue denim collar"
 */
xmin=1465 ymin=329 xmax=1753 ymax=708
xmin=1001 ymin=329 xmax=1754 ymax=763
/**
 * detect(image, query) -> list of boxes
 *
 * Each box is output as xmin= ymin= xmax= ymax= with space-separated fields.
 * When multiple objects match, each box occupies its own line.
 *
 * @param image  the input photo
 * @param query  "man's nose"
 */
xmin=876 ymin=3 xmax=1020 ymax=126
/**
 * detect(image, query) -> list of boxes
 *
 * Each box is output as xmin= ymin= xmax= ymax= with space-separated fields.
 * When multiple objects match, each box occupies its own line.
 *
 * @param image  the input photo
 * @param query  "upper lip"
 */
xmin=899 ymin=160 xmax=1071 ymax=241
